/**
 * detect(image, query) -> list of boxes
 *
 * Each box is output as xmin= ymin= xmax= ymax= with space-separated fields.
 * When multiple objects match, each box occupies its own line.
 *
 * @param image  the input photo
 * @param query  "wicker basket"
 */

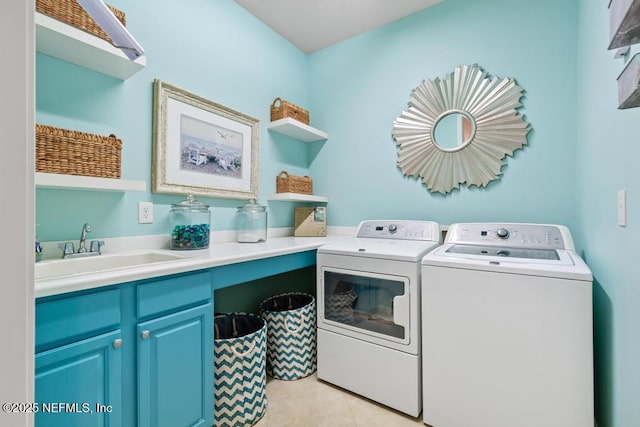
xmin=276 ymin=171 xmax=312 ymax=195
xmin=270 ymin=98 xmax=309 ymax=125
xmin=36 ymin=124 xmax=122 ymax=179
xmin=36 ymin=0 xmax=126 ymax=44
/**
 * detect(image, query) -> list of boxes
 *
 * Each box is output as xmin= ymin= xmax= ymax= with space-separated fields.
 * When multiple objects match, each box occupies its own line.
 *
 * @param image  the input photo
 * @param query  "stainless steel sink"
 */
xmin=35 ymin=251 xmax=188 ymax=280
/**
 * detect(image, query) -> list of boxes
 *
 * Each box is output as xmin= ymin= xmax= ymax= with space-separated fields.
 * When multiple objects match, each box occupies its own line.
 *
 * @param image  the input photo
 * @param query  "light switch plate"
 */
xmin=617 ymin=190 xmax=627 ymax=227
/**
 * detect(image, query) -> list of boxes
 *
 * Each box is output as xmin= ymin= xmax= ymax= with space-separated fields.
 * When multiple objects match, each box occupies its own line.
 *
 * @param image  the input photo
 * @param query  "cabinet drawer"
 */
xmin=36 ymin=288 xmax=121 ymax=351
xmin=137 ymin=271 xmax=211 ymax=319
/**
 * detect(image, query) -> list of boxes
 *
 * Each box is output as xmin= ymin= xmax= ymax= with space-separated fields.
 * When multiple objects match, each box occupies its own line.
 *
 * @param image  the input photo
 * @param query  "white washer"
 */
xmin=317 ymin=220 xmax=441 ymax=417
xmin=421 ymin=223 xmax=593 ymax=427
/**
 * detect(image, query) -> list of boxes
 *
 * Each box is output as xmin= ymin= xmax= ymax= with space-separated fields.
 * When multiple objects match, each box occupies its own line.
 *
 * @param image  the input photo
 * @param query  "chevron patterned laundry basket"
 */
xmin=325 ymin=280 xmax=358 ymax=325
xmin=260 ymin=293 xmax=317 ymax=380
xmin=214 ymin=313 xmax=267 ymax=427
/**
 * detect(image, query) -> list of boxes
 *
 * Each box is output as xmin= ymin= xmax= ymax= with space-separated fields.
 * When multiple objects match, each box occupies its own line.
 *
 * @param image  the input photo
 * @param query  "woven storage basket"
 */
xmin=270 ymin=98 xmax=309 ymax=125
xmin=260 ymin=293 xmax=317 ymax=380
xmin=276 ymin=171 xmax=312 ymax=195
xmin=36 ymin=0 xmax=126 ymax=44
xmin=36 ymin=124 xmax=122 ymax=179
xmin=214 ymin=313 xmax=267 ymax=427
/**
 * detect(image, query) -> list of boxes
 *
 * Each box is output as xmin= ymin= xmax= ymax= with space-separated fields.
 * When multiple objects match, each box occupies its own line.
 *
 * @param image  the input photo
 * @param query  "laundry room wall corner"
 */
xmin=308 ymin=0 xmax=579 ymax=229
xmin=576 ymin=3 xmax=640 ymax=427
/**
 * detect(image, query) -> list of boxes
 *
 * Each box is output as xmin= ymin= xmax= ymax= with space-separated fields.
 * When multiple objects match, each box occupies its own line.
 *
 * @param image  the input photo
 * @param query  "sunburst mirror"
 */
xmin=392 ymin=64 xmax=531 ymax=194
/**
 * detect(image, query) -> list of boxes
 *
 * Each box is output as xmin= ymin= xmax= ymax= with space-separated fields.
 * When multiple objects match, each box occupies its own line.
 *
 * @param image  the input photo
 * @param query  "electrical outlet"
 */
xmin=618 ymin=190 xmax=627 ymax=227
xmin=138 ymin=202 xmax=154 ymax=224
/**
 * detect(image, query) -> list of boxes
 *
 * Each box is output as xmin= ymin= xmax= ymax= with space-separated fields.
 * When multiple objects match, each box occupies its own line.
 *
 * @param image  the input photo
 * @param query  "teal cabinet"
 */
xmin=134 ymin=270 xmax=214 ymax=427
xmin=35 ymin=288 xmax=122 ymax=427
xmin=34 ymin=252 xmax=316 ymax=427
xmin=35 ymin=330 xmax=122 ymax=427
xmin=137 ymin=304 xmax=213 ymax=427
xmin=35 ymin=270 xmax=214 ymax=427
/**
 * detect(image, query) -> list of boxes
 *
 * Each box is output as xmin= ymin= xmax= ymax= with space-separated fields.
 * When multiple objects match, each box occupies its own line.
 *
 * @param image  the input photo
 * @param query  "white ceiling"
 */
xmin=233 ymin=0 xmax=443 ymax=53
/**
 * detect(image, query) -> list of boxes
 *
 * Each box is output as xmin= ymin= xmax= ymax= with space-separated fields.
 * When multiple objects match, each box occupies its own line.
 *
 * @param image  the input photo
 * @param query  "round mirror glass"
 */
xmin=432 ymin=111 xmax=475 ymax=152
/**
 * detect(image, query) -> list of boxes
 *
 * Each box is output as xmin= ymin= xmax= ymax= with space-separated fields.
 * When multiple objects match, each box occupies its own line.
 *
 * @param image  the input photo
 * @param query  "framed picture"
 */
xmin=152 ymin=79 xmax=260 ymax=199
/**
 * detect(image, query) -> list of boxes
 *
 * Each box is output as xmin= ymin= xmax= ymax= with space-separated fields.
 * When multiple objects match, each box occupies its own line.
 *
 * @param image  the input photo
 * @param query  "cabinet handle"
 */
xmin=112 ymin=339 xmax=122 ymax=349
xmin=141 ymin=330 xmax=150 ymax=340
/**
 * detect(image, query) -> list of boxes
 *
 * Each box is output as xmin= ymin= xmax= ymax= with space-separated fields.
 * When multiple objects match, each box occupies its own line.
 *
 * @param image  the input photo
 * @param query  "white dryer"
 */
xmin=421 ymin=223 xmax=593 ymax=427
xmin=317 ymin=220 xmax=441 ymax=417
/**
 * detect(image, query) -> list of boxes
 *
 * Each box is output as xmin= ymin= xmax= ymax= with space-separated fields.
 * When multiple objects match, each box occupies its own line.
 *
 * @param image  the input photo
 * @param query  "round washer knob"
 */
xmin=496 ymin=228 xmax=510 ymax=239
xmin=388 ymin=224 xmax=398 ymax=233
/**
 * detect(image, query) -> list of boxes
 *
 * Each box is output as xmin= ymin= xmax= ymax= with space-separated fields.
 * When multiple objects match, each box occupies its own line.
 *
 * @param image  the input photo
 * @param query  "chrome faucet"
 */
xmin=60 ymin=223 xmax=105 ymax=259
xmin=78 ymin=223 xmax=91 ymax=253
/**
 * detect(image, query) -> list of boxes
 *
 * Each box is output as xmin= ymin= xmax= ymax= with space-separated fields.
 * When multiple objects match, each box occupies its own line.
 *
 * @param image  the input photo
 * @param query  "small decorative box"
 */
xmin=294 ymin=207 xmax=327 ymax=237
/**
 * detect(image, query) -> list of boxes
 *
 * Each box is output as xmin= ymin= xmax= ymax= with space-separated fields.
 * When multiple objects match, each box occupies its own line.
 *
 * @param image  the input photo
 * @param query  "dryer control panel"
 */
xmin=356 ymin=220 xmax=441 ymax=242
xmin=445 ymin=223 xmax=573 ymax=250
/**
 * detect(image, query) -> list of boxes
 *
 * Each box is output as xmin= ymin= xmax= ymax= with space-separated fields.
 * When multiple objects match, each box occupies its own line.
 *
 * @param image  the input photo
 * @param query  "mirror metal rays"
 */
xmin=392 ymin=64 xmax=531 ymax=194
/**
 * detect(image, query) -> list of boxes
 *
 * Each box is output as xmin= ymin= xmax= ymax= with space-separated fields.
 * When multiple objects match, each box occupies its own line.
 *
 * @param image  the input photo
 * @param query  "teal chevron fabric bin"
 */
xmin=214 ymin=313 xmax=267 ymax=427
xmin=260 ymin=293 xmax=317 ymax=380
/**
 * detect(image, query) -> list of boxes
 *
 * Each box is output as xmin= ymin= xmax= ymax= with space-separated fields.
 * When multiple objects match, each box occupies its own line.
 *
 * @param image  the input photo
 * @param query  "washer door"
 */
xmin=319 ymin=266 xmax=410 ymax=346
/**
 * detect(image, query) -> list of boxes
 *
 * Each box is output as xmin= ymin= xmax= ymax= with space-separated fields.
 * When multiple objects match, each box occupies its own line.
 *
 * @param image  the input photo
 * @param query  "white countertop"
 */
xmin=35 ymin=235 xmax=347 ymax=298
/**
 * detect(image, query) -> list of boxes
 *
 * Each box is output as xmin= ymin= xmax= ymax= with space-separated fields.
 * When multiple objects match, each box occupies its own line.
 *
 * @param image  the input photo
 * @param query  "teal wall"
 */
xmin=308 ymin=0 xmax=579 ymax=228
xmin=37 ymin=0 xmax=580 ymax=241
xmin=576 ymin=3 xmax=640 ymax=427
xmin=36 ymin=0 xmax=310 ymax=241
xmin=35 ymin=1 xmax=640 ymax=425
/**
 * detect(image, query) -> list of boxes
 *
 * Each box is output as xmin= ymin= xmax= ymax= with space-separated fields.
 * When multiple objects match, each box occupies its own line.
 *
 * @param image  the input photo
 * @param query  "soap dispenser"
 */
xmin=35 ymin=236 xmax=42 ymax=262
xmin=35 ymin=223 xmax=42 ymax=262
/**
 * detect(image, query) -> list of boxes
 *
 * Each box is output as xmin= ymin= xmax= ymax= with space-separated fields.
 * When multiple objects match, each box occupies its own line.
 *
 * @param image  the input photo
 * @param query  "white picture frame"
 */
xmin=152 ymin=79 xmax=260 ymax=199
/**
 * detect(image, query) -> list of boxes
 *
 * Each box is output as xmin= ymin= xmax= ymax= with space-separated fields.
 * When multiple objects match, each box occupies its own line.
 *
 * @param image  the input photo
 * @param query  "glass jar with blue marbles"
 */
xmin=169 ymin=194 xmax=211 ymax=250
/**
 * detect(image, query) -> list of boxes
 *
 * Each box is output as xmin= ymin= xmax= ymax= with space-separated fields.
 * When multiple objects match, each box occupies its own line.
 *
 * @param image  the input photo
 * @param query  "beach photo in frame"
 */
xmin=152 ymin=79 xmax=260 ymax=199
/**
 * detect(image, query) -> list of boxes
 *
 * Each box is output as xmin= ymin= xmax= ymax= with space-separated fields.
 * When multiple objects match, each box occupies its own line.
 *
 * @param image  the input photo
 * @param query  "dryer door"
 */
xmin=320 ymin=267 xmax=410 ymax=346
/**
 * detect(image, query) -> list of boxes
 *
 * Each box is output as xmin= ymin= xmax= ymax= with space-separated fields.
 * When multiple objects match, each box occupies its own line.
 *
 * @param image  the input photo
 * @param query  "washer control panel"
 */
xmin=445 ymin=223 xmax=569 ymax=249
xmin=356 ymin=220 xmax=440 ymax=241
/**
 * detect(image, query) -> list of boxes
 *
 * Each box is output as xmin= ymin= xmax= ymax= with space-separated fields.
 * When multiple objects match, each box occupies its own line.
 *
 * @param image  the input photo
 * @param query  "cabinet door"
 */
xmin=137 ymin=303 xmax=213 ymax=427
xmin=35 ymin=330 xmax=122 ymax=427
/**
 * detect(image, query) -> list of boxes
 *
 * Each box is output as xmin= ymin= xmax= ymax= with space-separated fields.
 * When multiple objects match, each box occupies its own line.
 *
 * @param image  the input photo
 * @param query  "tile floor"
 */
xmin=254 ymin=373 xmax=424 ymax=427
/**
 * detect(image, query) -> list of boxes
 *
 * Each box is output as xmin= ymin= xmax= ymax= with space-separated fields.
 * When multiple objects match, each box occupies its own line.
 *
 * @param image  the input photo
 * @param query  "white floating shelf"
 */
xmin=35 ymin=12 xmax=146 ymax=80
xmin=36 ymin=173 xmax=146 ymax=192
xmin=267 ymin=118 xmax=328 ymax=142
xmin=267 ymin=193 xmax=328 ymax=203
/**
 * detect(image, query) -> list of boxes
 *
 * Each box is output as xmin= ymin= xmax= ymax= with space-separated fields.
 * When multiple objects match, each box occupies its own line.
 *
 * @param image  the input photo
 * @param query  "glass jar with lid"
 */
xmin=236 ymin=199 xmax=267 ymax=243
xmin=170 ymin=194 xmax=211 ymax=250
